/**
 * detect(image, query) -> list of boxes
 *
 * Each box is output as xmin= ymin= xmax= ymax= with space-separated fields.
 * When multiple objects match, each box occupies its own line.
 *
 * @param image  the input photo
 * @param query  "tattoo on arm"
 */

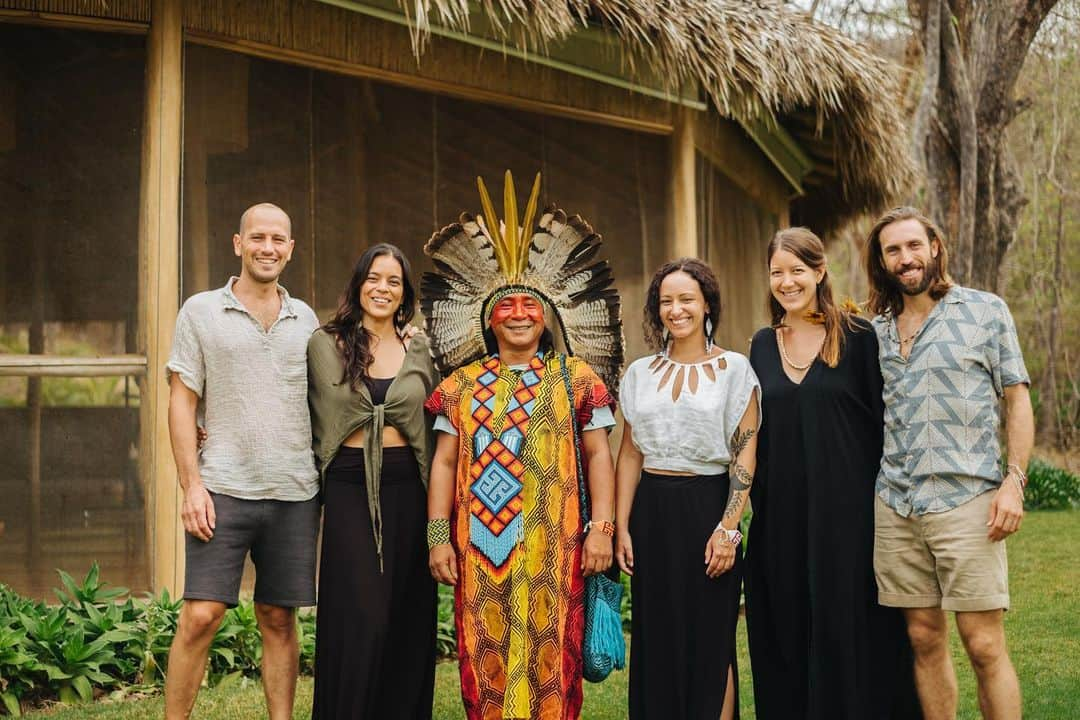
xmin=722 ymin=461 xmax=753 ymax=521
xmin=730 ymin=427 xmax=756 ymax=458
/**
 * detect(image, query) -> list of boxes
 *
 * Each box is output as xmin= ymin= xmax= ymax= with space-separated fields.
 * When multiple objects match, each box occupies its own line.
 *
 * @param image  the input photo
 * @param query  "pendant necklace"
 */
xmin=890 ymin=314 xmax=928 ymax=347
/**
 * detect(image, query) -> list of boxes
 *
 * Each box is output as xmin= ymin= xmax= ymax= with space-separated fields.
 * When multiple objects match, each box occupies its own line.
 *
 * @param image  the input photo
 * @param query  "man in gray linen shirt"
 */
xmin=163 ymin=203 xmax=319 ymax=720
xmin=865 ymin=207 xmax=1034 ymax=720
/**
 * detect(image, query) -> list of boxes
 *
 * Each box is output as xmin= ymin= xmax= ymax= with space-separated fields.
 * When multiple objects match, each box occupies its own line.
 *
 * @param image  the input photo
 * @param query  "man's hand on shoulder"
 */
xmin=987 ymin=480 xmax=1024 ymax=542
xmin=182 ymin=482 xmax=216 ymax=542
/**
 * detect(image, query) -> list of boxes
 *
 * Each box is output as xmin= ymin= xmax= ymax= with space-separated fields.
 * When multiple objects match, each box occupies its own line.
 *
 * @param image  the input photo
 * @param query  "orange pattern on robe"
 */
xmin=425 ymin=352 xmax=613 ymax=720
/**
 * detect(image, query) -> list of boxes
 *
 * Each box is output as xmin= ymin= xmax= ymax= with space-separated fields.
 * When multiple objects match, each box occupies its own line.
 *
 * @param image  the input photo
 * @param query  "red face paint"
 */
xmin=489 ymin=294 xmax=545 ymax=328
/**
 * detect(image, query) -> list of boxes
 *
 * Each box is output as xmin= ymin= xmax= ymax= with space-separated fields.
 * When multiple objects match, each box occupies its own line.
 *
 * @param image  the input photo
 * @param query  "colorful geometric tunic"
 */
xmin=425 ymin=352 xmax=614 ymax=720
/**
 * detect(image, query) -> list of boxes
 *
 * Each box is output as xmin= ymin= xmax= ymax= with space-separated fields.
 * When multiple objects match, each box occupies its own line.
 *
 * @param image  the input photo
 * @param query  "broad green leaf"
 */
xmin=57 ymin=685 xmax=79 ymax=705
xmin=55 ymin=570 xmax=80 ymax=605
xmin=214 ymin=670 xmax=243 ymax=690
xmin=71 ymin=675 xmax=92 ymax=703
xmin=0 ymin=690 xmax=21 ymax=716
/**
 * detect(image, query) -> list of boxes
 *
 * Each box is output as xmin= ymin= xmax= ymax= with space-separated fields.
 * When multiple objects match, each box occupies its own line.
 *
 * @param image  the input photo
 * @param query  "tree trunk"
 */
xmin=909 ymin=0 xmax=1060 ymax=292
xmin=1040 ymin=197 xmax=1064 ymax=444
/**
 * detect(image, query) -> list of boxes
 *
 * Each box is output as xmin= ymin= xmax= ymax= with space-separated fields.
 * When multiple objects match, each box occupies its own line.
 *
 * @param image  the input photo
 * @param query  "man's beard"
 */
xmin=888 ymin=255 xmax=938 ymax=296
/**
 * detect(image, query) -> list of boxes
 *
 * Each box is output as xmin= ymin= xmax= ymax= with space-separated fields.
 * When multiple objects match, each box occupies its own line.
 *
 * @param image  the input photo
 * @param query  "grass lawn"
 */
xmin=24 ymin=510 xmax=1078 ymax=719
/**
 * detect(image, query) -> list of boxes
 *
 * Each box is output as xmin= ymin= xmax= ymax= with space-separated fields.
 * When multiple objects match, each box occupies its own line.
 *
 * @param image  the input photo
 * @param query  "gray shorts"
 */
xmin=183 ymin=491 xmax=320 ymax=608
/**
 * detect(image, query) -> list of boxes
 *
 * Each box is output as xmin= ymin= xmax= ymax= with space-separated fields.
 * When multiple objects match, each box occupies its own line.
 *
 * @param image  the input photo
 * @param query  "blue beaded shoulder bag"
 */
xmin=560 ymin=360 xmax=626 ymax=683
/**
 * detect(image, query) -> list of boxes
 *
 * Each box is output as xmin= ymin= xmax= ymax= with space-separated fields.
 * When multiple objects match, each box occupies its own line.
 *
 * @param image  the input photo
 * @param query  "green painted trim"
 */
xmin=313 ymin=0 xmax=706 ymax=110
xmin=737 ymin=116 xmax=813 ymax=196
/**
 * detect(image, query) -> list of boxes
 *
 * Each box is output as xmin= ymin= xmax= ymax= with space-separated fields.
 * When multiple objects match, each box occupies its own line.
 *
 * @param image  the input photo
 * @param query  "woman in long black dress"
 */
xmin=745 ymin=228 xmax=919 ymax=720
xmin=308 ymin=244 xmax=438 ymax=719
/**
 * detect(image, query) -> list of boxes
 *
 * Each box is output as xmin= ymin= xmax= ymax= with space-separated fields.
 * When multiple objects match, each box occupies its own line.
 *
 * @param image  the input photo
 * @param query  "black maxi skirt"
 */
xmin=312 ymin=446 xmax=436 ymax=720
xmin=629 ymin=470 xmax=742 ymax=720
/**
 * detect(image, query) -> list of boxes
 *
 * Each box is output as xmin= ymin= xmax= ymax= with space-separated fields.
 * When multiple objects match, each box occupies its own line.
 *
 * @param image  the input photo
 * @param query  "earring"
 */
xmin=705 ymin=317 xmax=714 ymax=353
xmin=661 ymin=327 xmax=670 ymax=357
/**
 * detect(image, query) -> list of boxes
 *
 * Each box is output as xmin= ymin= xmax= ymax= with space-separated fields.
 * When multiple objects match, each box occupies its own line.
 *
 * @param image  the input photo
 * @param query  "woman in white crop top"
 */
xmin=614 ymin=259 xmax=760 ymax=720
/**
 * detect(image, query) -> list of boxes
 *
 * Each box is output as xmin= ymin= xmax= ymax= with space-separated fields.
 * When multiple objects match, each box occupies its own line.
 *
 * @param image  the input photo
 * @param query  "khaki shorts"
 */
xmin=874 ymin=490 xmax=1009 ymax=612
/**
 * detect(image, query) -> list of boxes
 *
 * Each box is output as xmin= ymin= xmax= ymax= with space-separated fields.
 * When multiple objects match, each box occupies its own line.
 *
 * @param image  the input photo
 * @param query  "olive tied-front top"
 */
xmin=307 ymin=328 xmax=438 ymax=566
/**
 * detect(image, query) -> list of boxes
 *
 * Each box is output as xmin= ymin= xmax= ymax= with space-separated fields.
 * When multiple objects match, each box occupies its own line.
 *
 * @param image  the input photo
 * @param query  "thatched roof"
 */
xmin=399 ymin=0 xmax=914 ymax=234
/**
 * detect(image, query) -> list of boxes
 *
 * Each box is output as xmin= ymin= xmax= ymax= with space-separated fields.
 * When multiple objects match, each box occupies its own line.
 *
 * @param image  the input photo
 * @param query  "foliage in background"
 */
xmin=1 ymin=560 xmax=645 ymax=716
xmin=813 ymin=0 xmax=1080 ymax=450
xmin=1024 ymin=458 xmax=1080 ymax=510
xmin=0 ymin=566 xmax=309 ymax=716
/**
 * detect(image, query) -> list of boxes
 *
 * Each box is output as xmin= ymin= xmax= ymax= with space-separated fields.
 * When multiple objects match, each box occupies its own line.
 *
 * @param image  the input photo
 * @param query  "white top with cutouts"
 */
xmin=619 ymin=351 xmax=761 ymax=475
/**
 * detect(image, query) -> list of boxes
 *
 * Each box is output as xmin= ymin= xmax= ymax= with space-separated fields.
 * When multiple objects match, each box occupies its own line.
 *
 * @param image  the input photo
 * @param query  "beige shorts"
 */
xmin=874 ymin=490 xmax=1009 ymax=612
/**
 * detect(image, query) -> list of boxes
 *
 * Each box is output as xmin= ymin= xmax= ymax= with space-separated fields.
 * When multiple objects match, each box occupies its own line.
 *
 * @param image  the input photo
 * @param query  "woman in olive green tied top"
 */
xmin=307 ymin=243 xmax=438 ymax=720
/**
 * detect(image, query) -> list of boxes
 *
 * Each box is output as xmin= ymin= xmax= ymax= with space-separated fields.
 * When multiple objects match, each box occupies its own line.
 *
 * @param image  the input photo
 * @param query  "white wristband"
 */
xmin=713 ymin=523 xmax=743 ymax=546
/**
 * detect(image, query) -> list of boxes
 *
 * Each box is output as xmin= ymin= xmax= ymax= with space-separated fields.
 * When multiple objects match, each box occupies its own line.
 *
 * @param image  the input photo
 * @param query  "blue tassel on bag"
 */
xmin=583 ymin=573 xmax=626 ymax=682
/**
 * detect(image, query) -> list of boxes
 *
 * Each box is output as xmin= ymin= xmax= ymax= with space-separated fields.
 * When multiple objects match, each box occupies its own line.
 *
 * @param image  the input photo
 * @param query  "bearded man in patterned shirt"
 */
xmin=865 ymin=206 xmax=1034 ymax=720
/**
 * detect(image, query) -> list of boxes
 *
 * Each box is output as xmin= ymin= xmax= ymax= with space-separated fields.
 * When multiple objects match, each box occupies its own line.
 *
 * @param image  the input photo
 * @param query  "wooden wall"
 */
xmin=0 ymin=0 xmax=794 ymax=597
xmin=181 ymin=0 xmax=675 ymax=135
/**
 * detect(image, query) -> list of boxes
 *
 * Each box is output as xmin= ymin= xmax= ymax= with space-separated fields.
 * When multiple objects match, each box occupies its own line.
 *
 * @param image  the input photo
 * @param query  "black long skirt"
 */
xmin=629 ymin=470 xmax=742 ymax=720
xmin=312 ymin=446 xmax=436 ymax=720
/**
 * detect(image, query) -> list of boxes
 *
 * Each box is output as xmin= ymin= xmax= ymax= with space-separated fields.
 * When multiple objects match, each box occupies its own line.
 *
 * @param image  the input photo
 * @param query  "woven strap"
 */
xmin=559 ymin=359 xmax=591 ymax=528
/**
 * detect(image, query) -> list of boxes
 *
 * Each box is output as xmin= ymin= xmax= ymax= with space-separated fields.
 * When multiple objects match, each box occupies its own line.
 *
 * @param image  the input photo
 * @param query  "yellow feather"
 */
xmin=518 ymin=172 xmax=542 ymax=277
xmin=476 ymin=176 xmax=509 ymax=274
xmin=502 ymin=170 xmax=520 ymax=281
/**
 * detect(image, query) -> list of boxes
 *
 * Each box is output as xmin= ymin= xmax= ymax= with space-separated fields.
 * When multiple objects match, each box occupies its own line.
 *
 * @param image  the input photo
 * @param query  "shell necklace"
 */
xmin=777 ymin=328 xmax=824 ymax=371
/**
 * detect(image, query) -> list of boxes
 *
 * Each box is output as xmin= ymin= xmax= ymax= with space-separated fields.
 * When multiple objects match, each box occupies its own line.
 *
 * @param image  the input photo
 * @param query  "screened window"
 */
xmin=182 ymin=43 xmax=668 ymax=358
xmin=0 ymin=25 xmax=147 ymax=598
xmin=697 ymin=153 xmax=778 ymax=351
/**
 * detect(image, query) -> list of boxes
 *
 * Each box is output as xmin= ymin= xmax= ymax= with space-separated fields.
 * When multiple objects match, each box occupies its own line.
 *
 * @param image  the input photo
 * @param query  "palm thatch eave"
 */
xmin=397 ymin=0 xmax=913 ymax=234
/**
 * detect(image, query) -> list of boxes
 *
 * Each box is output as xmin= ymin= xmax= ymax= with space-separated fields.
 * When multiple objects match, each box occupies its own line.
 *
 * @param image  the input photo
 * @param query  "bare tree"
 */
xmin=909 ymin=0 xmax=1061 ymax=291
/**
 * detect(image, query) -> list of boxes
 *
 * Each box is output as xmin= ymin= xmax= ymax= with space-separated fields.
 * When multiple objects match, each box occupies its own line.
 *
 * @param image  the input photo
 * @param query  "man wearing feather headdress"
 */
xmin=422 ymin=172 xmax=621 ymax=720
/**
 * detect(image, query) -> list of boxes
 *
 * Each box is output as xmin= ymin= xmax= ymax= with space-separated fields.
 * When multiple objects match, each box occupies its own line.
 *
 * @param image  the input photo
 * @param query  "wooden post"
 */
xmin=137 ymin=0 xmax=184 ymax=596
xmin=667 ymin=106 xmax=698 ymax=259
xmin=26 ymin=263 xmax=43 ymax=578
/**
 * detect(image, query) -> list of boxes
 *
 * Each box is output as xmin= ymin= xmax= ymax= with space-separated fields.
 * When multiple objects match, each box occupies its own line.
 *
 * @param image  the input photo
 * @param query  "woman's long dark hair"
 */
xmin=642 ymin=258 xmax=722 ymax=353
xmin=323 ymin=243 xmax=415 ymax=390
xmin=767 ymin=227 xmax=856 ymax=368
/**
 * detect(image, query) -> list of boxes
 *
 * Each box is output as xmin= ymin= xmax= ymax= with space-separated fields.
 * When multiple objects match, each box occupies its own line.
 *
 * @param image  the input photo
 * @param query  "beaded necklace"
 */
xmin=776 ymin=328 xmax=824 ymax=371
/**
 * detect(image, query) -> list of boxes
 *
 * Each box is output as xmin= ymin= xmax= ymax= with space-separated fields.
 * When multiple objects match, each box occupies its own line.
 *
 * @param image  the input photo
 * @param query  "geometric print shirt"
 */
xmin=872 ymin=285 xmax=1029 ymax=517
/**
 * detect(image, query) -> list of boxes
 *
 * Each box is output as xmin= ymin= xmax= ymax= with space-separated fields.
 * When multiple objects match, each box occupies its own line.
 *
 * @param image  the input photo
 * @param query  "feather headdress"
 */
xmin=421 ymin=170 xmax=624 ymax=392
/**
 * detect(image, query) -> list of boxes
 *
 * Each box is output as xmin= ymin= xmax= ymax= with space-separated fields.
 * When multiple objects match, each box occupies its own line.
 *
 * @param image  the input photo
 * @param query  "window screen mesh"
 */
xmin=0 ymin=26 xmax=147 ymax=598
xmin=182 ymin=43 xmax=667 ymax=360
xmin=696 ymin=153 xmax=777 ymax=353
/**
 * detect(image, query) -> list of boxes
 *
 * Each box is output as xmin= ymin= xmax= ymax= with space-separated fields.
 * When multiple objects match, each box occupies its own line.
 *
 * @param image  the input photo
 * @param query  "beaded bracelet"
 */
xmin=1006 ymin=463 xmax=1027 ymax=499
xmin=1006 ymin=463 xmax=1028 ymax=488
xmin=585 ymin=520 xmax=615 ymax=537
xmin=427 ymin=518 xmax=451 ymax=549
xmin=712 ymin=522 xmax=743 ymax=546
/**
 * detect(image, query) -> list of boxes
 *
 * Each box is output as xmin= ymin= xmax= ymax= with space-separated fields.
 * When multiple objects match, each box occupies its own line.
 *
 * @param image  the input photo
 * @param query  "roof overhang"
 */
xmin=314 ymin=0 xmax=813 ymax=196
xmin=315 ymin=0 xmax=704 ymax=108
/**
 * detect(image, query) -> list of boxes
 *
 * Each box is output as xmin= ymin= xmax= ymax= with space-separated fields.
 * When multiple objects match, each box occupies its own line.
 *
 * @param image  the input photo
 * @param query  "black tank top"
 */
xmin=365 ymin=376 xmax=394 ymax=405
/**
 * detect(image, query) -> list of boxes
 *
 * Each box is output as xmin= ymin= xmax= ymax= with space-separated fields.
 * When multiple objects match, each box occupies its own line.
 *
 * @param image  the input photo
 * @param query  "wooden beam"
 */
xmin=0 ymin=355 xmax=148 ymax=376
xmin=185 ymin=31 xmax=674 ymax=137
xmin=0 ymin=9 xmax=147 ymax=34
xmin=667 ymin=106 xmax=698 ymax=258
xmin=694 ymin=112 xmax=793 ymax=218
xmin=137 ymin=0 xmax=183 ymax=597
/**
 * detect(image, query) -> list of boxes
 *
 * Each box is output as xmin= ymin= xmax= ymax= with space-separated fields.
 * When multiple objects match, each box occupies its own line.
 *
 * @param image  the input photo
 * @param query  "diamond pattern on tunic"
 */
xmin=467 ymin=354 xmax=545 ymax=568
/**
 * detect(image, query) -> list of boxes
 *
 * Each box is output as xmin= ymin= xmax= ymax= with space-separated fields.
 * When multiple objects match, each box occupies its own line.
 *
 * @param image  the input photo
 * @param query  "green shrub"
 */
xmin=0 ymin=566 xmax=320 ymax=716
xmin=1024 ymin=458 xmax=1080 ymax=510
xmin=435 ymin=585 xmax=456 ymax=659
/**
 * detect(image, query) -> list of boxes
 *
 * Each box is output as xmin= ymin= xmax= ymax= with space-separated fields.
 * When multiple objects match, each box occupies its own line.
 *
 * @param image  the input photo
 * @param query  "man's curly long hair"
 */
xmin=643 ymin=258 xmax=722 ymax=353
xmin=865 ymin=206 xmax=953 ymax=317
xmin=322 ymin=243 xmax=415 ymax=390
